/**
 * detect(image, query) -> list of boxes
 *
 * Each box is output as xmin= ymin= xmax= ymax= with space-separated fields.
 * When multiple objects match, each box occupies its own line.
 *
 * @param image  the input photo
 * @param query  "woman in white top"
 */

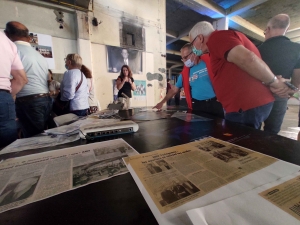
xmin=81 ymin=65 xmax=98 ymax=114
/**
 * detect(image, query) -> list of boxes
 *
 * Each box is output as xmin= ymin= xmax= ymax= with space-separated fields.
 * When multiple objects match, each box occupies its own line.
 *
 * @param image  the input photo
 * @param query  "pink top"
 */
xmin=0 ymin=32 xmax=24 ymax=91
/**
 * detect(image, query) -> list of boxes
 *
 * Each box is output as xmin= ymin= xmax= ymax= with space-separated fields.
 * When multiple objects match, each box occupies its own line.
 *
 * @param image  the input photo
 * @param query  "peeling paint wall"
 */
xmin=90 ymin=0 xmax=166 ymax=108
xmin=0 ymin=0 xmax=166 ymax=108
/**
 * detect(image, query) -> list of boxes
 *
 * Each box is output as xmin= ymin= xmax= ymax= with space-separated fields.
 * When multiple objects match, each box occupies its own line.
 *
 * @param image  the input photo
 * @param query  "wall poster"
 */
xmin=133 ymin=80 xmax=146 ymax=101
xmin=29 ymin=32 xmax=55 ymax=69
xmin=106 ymin=46 xmax=142 ymax=74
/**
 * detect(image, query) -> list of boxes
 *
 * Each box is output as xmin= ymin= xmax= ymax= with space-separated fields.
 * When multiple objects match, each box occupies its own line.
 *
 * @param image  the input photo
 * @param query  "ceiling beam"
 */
xmin=166 ymin=50 xmax=181 ymax=56
xmin=286 ymin=28 xmax=300 ymax=39
xmin=184 ymin=0 xmax=226 ymax=18
xmin=226 ymin=0 xmax=268 ymax=17
xmin=166 ymin=30 xmax=178 ymax=38
xmin=166 ymin=26 xmax=193 ymax=45
xmin=290 ymin=36 xmax=300 ymax=43
xmin=229 ymin=16 xmax=264 ymax=41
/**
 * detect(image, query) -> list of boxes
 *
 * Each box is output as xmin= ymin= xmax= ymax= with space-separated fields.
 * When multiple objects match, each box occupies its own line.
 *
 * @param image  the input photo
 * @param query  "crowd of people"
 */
xmin=0 ymin=21 xmax=99 ymax=148
xmin=1 ymin=13 xmax=299 ymax=148
xmin=154 ymin=13 xmax=300 ymax=136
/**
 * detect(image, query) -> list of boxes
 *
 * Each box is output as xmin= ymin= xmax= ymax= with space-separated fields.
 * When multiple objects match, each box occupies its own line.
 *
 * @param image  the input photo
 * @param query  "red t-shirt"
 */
xmin=207 ymin=30 xmax=274 ymax=113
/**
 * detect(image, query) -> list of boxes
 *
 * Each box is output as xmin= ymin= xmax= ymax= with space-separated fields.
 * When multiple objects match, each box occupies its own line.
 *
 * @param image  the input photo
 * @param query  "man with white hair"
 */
xmin=189 ymin=21 xmax=295 ymax=129
xmin=258 ymin=14 xmax=300 ymax=134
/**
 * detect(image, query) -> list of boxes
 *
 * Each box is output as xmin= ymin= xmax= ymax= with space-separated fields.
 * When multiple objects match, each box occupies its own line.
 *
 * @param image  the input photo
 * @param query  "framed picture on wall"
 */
xmin=106 ymin=46 xmax=142 ymax=74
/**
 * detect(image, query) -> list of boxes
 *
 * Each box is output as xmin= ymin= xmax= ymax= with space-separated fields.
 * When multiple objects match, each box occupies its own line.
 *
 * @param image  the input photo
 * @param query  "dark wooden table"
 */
xmin=1 ymin=109 xmax=299 ymax=225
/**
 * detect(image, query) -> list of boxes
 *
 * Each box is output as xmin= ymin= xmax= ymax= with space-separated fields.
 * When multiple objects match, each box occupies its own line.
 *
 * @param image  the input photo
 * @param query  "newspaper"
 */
xmin=124 ymin=137 xmax=280 ymax=215
xmin=0 ymin=134 xmax=80 ymax=155
xmin=0 ymin=139 xmax=138 ymax=213
xmin=45 ymin=118 xmax=119 ymax=135
xmin=187 ymin=172 xmax=300 ymax=225
xmin=259 ymin=174 xmax=300 ymax=221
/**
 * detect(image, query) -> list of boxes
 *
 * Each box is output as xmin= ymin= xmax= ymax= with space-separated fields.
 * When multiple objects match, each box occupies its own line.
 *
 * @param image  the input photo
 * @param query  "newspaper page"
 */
xmin=0 ymin=139 xmax=138 ymax=213
xmin=0 ymin=134 xmax=80 ymax=155
xmin=124 ymin=137 xmax=277 ymax=213
xmin=259 ymin=174 xmax=300 ymax=221
xmin=187 ymin=172 xmax=300 ymax=225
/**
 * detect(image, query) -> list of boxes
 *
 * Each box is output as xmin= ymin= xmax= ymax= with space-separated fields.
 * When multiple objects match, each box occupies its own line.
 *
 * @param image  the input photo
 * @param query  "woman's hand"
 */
xmin=128 ymin=78 xmax=132 ymax=84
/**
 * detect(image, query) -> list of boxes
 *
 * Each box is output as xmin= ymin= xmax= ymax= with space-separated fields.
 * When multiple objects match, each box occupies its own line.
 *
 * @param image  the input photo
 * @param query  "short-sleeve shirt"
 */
xmin=60 ymin=69 xmax=89 ymax=111
xmin=15 ymin=41 xmax=49 ymax=97
xmin=0 ymin=32 xmax=24 ymax=91
xmin=175 ymin=61 xmax=216 ymax=100
xmin=117 ymin=76 xmax=134 ymax=98
xmin=207 ymin=30 xmax=274 ymax=113
xmin=258 ymin=36 xmax=300 ymax=79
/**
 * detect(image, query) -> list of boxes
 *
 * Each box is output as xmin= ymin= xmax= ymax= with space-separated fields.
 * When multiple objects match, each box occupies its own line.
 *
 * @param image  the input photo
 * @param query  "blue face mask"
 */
xmin=184 ymin=59 xmax=194 ymax=68
xmin=192 ymin=46 xmax=203 ymax=56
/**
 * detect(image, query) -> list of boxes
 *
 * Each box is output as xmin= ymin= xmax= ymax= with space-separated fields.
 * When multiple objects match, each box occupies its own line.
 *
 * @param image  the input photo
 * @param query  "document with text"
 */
xmin=0 ymin=139 xmax=138 ymax=213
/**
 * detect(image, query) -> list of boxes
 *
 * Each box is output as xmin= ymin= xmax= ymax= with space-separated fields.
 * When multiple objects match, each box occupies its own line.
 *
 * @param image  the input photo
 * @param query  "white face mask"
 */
xmin=184 ymin=59 xmax=194 ymax=68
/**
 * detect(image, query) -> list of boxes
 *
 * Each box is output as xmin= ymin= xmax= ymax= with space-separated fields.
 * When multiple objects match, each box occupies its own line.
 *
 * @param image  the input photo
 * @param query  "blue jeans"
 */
xmin=16 ymin=96 xmax=52 ymax=138
xmin=71 ymin=109 xmax=88 ymax=117
xmin=264 ymin=96 xmax=288 ymax=134
xmin=0 ymin=92 xmax=17 ymax=148
xmin=225 ymin=102 xmax=273 ymax=129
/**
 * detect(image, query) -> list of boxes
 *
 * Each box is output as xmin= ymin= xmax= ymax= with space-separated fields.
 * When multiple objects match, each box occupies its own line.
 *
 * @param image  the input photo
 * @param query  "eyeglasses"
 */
xmin=181 ymin=51 xmax=193 ymax=61
xmin=190 ymin=35 xmax=198 ymax=46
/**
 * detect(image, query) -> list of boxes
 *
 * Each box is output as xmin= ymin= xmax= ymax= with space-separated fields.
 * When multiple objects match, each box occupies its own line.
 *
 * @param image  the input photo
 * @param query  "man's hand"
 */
xmin=270 ymin=76 xmax=297 ymax=98
xmin=153 ymin=101 xmax=164 ymax=110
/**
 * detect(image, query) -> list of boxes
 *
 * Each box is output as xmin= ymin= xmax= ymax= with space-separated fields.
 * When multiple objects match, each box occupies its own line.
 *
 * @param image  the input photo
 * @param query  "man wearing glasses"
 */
xmin=189 ymin=21 xmax=296 ymax=129
xmin=258 ymin=14 xmax=300 ymax=134
xmin=153 ymin=43 xmax=224 ymax=118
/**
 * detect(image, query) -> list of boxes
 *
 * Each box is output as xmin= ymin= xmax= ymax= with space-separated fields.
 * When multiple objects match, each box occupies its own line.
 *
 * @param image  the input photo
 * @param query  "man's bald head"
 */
xmin=264 ymin=14 xmax=290 ymax=40
xmin=5 ymin=21 xmax=30 ymax=42
xmin=268 ymin=14 xmax=290 ymax=30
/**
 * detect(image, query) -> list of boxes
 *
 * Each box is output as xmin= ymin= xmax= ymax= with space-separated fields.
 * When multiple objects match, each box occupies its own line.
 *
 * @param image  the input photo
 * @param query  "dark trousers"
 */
xmin=225 ymin=102 xmax=273 ymax=129
xmin=71 ymin=109 xmax=88 ymax=117
xmin=192 ymin=98 xmax=224 ymax=118
xmin=16 ymin=96 xmax=52 ymax=138
xmin=0 ymin=92 xmax=17 ymax=148
xmin=264 ymin=96 xmax=288 ymax=134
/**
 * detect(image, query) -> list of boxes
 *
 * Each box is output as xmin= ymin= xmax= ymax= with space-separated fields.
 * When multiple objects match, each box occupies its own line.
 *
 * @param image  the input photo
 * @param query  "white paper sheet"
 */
xmin=186 ymin=172 xmax=300 ymax=225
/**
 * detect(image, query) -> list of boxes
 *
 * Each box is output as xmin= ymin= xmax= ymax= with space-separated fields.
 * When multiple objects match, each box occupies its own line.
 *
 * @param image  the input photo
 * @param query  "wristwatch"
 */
xmin=262 ymin=75 xmax=277 ymax=86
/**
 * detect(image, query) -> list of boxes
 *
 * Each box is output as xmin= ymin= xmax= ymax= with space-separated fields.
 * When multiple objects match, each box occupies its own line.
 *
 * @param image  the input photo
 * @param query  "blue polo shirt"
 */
xmin=175 ymin=61 xmax=216 ymax=100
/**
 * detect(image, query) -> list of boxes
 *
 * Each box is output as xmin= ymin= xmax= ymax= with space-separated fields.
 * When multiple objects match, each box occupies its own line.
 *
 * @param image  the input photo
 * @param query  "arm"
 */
xmin=227 ymin=45 xmax=294 ymax=97
xmin=10 ymin=69 xmax=28 ymax=97
xmin=117 ymin=78 xmax=126 ymax=90
xmin=60 ymin=71 xmax=77 ymax=101
xmin=128 ymin=78 xmax=136 ymax=91
xmin=153 ymin=85 xmax=179 ymax=110
xmin=291 ymin=68 xmax=300 ymax=89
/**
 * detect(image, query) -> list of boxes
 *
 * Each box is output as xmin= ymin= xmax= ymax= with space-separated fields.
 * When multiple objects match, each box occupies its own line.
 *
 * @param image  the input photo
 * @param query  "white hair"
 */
xmin=189 ymin=21 xmax=215 ymax=39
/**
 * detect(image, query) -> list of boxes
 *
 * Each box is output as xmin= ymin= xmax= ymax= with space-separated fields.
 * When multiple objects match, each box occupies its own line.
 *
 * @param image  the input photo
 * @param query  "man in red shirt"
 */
xmin=189 ymin=21 xmax=295 ymax=129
